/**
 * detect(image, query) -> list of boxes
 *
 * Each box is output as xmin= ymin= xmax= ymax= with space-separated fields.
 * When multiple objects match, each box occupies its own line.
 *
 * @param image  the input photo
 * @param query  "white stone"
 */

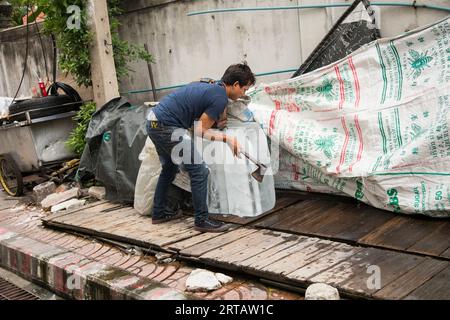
xmin=215 ymin=273 xmax=233 ymax=285
xmin=41 ymin=188 xmax=80 ymax=211
xmin=155 ymin=252 xmax=174 ymax=264
xmin=185 ymin=269 xmax=222 ymax=292
xmin=66 ymin=199 xmax=87 ymax=211
xmin=51 ymin=198 xmax=86 ymax=213
xmin=155 ymin=252 xmax=172 ymax=261
xmin=160 ymin=258 xmax=174 ymax=264
xmin=305 ymin=283 xmax=340 ymax=300
xmin=88 ymin=186 xmax=106 ymax=200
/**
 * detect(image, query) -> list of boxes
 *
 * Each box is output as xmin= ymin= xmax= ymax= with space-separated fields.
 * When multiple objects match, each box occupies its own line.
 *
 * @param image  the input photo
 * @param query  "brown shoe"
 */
xmin=152 ymin=210 xmax=183 ymax=224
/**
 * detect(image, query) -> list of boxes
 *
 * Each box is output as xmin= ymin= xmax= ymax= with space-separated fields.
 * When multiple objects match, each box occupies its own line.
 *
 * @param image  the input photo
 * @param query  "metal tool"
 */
xmin=240 ymin=151 xmax=267 ymax=183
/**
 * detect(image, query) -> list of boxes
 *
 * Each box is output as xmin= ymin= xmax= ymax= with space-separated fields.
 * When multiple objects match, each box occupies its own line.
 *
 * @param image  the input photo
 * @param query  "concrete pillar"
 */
xmin=86 ymin=0 xmax=119 ymax=109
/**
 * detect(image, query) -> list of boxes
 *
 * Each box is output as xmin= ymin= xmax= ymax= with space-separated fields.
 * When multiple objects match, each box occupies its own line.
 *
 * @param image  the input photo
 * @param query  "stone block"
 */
xmin=41 ymin=188 xmax=80 ymax=211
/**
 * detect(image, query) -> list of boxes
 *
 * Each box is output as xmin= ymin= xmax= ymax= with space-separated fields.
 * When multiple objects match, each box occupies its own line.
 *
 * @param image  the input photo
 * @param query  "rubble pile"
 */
xmin=32 ymin=181 xmax=106 ymax=213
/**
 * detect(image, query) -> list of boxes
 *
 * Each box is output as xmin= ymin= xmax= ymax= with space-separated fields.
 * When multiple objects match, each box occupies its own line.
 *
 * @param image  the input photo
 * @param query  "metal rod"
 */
xmin=144 ymin=43 xmax=158 ymax=101
xmin=120 ymin=68 xmax=297 ymax=95
xmin=187 ymin=2 xmax=450 ymax=16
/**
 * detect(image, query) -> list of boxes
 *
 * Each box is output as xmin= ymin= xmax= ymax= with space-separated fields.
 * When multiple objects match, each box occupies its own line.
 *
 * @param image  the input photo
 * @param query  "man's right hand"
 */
xmin=226 ymin=136 xmax=241 ymax=158
xmin=195 ymin=113 xmax=241 ymax=158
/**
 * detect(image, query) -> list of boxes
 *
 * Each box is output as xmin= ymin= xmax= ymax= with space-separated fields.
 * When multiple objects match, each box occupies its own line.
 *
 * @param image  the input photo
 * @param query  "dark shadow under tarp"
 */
xmin=77 ymin=97 xmax=147 ymax=203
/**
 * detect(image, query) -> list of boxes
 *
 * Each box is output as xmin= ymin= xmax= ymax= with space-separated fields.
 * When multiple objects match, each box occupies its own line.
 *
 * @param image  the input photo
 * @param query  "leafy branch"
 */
xmin=9 ymin=0 xmax=153 ymax=87
xmin=65 ymin=101 xmax=96 ymax=156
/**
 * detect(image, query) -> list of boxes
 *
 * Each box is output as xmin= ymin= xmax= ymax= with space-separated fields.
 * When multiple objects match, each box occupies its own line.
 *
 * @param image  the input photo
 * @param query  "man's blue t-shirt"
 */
xmin=152 ymin=82 xmax=228 ymax=129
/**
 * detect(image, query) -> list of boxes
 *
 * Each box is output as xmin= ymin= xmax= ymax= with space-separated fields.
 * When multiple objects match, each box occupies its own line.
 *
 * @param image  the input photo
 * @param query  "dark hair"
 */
xmin=221 ymin=63 xmax=256 ymax=87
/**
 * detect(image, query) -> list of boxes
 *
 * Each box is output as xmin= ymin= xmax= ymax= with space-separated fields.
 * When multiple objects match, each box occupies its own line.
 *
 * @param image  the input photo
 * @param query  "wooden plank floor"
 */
xmin=43 ymin=203 xmax=204 ymax=249
xmin=403 ymin=265 xmax=450 ymax=300
xmin=253 ymin=196 xmax=450 ymax=260
xmin=42 ymin=199 xmax=450 ymax=300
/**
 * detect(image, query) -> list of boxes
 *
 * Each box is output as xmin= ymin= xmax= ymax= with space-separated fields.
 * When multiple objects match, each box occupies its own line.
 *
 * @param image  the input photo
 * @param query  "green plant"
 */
xmin=10 ymin=4 xmax=29 ymax=25
xmin=10 ymin=0 xmax=153 ymax=87
xmin=66 ymin=102 xmax=96 ymax=156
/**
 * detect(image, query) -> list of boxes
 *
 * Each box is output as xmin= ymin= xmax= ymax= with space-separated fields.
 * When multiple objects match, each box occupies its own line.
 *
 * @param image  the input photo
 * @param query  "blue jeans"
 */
xmin=146 ymin=120 xmax=209 ymax=224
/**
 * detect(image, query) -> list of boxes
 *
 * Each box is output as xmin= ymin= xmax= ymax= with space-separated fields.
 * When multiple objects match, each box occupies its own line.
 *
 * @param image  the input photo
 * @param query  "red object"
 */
xmin=38 ymin=79 xmax=47 ymax=97
xmin=31 ymin=87 xmax=38 ymax=97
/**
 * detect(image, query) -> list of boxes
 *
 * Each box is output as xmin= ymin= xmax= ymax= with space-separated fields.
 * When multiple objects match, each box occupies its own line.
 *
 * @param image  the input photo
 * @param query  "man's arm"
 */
xmin=216 ymin=108 xmax=227 ymax=129
xmin=194 ymin=112 xmax=240 ymax=157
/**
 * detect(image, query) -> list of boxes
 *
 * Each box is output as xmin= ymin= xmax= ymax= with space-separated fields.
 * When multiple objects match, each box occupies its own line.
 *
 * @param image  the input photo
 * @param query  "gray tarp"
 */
xmin=77 ymin=97 xmax=147 ymax=203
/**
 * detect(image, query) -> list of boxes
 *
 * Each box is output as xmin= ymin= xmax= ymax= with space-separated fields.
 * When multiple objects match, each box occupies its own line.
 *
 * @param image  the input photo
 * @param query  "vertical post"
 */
xmin=144 ymin=43 xmax=158 ymax=102
xmin=86 ymin=0 xmax=119 ymax=109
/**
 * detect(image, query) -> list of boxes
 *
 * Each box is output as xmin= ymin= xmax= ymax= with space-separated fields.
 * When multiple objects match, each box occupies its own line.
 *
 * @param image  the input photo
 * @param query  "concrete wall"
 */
xmin=0 ymin=0 xmax=447 ymax=104
xmin=0 ymin=23 xmax=53 ymax=99
xmin=0 ymin=23 xmax=93 ymax=100
xmin=116 ymin=0 xmax=449 ymax=104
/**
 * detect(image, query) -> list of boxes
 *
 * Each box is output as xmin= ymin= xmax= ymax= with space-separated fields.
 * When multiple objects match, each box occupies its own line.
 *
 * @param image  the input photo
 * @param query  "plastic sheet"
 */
xmin=134 ymin=118 xmax=276 ymax=217
xmin=0 ymin=97 xmax=12 ymax=119
xmin=248 ymin=17 xmax=450 ymax=217
xmin=133 ymin=137 xmax=162 ymax=215
xmin=205 ymin=118 xmax=275 ymax=217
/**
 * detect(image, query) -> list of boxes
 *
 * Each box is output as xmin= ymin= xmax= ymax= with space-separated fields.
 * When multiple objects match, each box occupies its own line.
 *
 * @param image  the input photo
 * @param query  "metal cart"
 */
xmin=0 ymin=107 xmax=79 ymax=196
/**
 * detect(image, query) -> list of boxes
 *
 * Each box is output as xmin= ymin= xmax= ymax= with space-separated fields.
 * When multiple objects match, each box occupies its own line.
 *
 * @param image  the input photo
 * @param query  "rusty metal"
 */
xmin=0 ymin=277 xmax=40 ymax=300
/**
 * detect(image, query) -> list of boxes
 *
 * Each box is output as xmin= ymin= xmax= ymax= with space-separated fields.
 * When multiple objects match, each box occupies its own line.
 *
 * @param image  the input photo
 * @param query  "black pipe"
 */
xmin=51 ymin=34 xmax=57 ymax=84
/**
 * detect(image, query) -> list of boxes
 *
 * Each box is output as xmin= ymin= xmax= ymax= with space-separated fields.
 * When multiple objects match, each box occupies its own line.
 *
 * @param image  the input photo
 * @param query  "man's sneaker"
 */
xmin=152 ymin=210 xmax=183 ymax=224
xmin=194 ymin=219 xmax=230 ymax=233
